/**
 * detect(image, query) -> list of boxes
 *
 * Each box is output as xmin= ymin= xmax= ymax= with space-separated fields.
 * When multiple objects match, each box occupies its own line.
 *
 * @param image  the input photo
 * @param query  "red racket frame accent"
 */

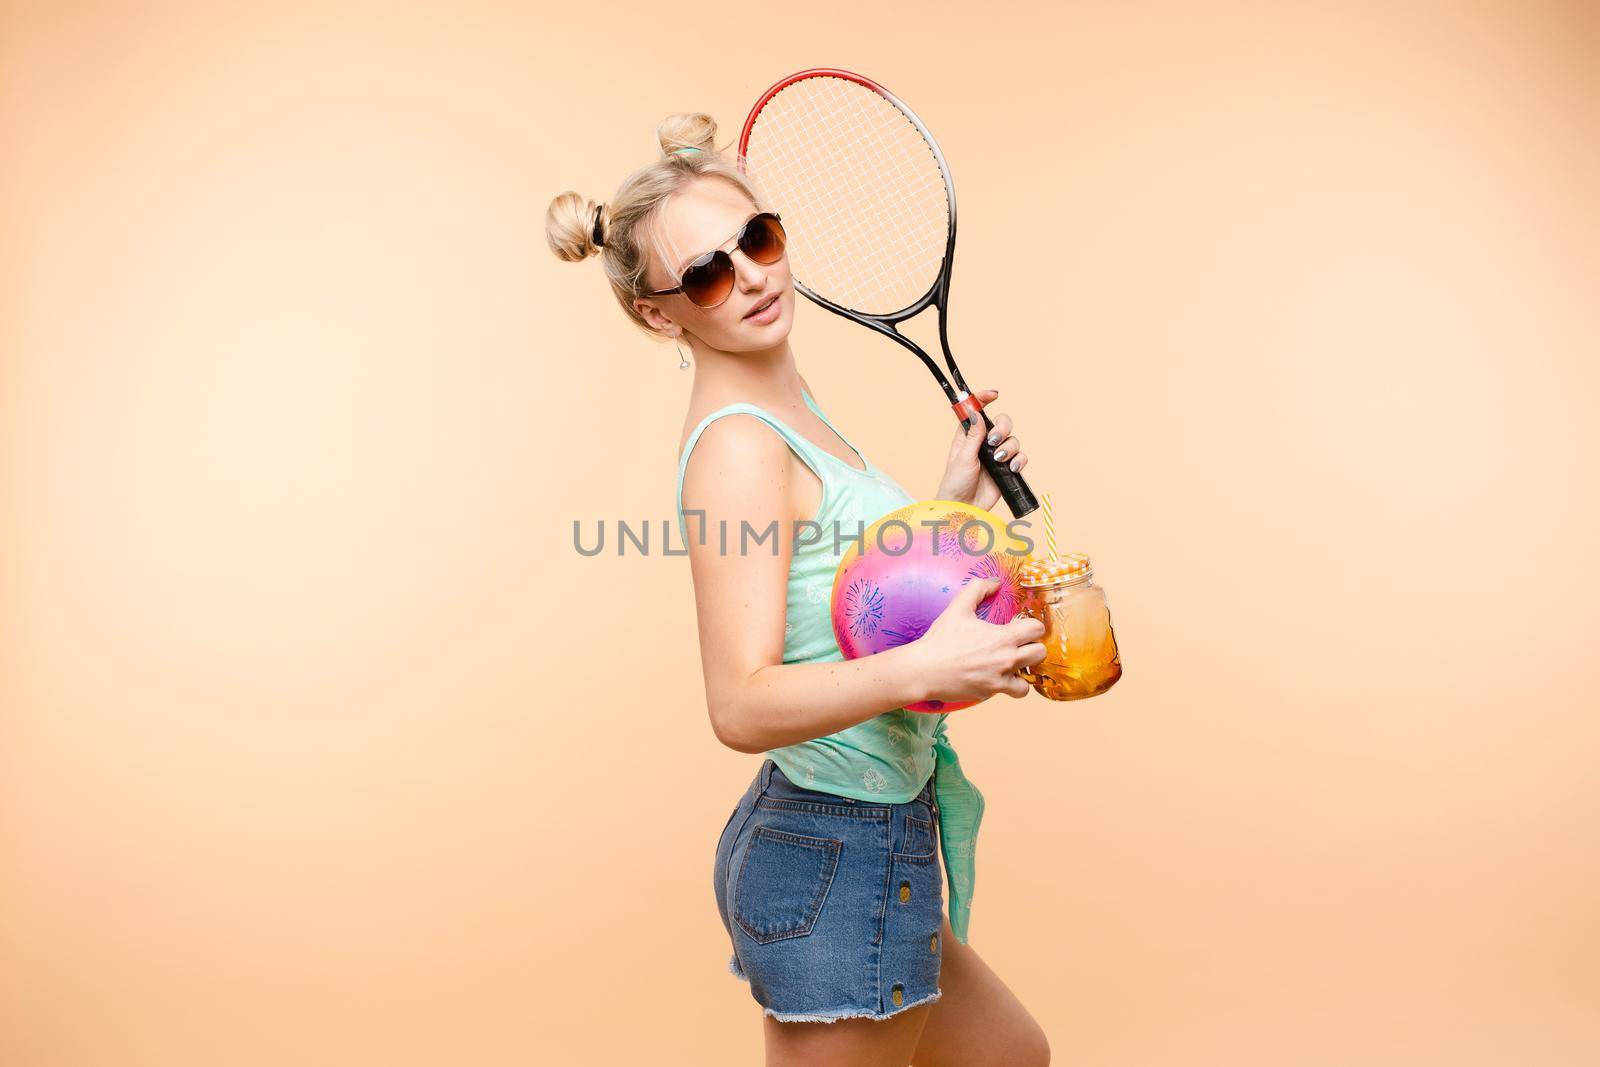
xmin=738 ymin=68 xmax=891 ymax=160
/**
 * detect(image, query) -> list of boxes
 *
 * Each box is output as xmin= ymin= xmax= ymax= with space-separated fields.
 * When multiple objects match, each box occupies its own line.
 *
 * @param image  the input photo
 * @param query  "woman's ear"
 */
xmin=634 ymin=297 xmax=679 ymax=336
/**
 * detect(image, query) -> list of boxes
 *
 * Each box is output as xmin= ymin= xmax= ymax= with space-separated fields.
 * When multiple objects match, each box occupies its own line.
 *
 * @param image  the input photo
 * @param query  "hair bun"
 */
xmin=656 ymin=112 xmax=718 ymax=159
xmin=544 ymin=190 xmax=604 ymax=262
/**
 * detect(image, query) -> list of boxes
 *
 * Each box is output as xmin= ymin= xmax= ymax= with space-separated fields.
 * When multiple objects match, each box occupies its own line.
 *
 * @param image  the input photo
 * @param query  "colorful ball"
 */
xmin=831 ymin=499 xmax=1033 ymax=713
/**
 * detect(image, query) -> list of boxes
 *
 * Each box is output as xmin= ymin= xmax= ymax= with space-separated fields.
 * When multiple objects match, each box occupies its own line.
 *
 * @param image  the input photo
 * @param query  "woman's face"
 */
xmin=634 ymin=179 xmax=794 ymax=351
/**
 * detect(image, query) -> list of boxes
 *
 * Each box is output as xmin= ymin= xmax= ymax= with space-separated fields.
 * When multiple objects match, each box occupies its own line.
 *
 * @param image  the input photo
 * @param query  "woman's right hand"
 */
xmin=908 ymin=578 xmax=1047 ymax=703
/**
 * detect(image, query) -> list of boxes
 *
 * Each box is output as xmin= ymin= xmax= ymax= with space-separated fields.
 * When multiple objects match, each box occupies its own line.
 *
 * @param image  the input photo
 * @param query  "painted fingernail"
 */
xmin=1009 ymin=457 xmax=1022 ymax=472
xmin=993 ymin=449 xmax=1007 ymax=461
xmin=986 ymin=433 xmax=1000 ymax=446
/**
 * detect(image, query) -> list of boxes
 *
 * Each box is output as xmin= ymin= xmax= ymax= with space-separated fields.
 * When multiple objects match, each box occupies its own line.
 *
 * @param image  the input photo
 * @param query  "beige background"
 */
xmin=3 ymin=2 xmax=1597 ymax=1064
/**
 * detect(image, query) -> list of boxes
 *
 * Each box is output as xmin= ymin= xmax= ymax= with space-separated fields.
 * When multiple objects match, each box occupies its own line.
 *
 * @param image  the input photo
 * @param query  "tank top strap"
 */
xmin=675 ymin=402 xmax=834 ymax=545
xmin=799 ymin=387 xmax=869 ymax=472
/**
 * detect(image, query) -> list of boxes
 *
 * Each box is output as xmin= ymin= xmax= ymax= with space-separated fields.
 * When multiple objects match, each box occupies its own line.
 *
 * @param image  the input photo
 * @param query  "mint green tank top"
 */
xmin=676 ymin=386 xmax=988 ymax=944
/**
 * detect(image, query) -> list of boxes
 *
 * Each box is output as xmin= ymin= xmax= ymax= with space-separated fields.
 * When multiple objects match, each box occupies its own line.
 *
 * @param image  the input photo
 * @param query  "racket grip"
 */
xmin=970 ymin=409 xmax=1040 ymax=518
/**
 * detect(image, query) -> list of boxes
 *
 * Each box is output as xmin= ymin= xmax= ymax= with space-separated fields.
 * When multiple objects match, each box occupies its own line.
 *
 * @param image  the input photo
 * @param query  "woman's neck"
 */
xmin=684 ymin=334 xmax=808 ymax=412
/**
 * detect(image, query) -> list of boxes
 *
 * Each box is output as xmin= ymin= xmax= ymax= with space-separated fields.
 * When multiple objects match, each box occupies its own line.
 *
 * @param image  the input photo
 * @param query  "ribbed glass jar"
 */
xmin=1016 ymin=553 xmax=1123 ymax=701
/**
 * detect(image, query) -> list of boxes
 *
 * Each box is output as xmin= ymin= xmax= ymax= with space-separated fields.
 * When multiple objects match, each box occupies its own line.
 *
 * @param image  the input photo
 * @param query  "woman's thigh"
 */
xmin=761 ymin=999 xmax=934 ymax=1067
xmin=910 ymin=916 xmax=1050 ymax=1067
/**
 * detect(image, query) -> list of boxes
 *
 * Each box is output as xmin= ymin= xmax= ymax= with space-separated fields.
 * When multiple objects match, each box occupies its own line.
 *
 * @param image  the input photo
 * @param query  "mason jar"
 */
xmin=1016 ymin=553 xmax=1123 ymax=701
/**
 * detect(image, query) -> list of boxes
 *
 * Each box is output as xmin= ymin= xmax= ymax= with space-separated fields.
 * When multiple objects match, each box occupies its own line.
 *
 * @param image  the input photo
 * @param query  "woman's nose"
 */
xmin=732 ymin=249 xmax=768 ymax=291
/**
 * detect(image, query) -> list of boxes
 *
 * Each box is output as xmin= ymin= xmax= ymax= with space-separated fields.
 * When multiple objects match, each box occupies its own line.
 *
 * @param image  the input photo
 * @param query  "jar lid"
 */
xmin=1018 ymin=553 xmax=1092 ymax=587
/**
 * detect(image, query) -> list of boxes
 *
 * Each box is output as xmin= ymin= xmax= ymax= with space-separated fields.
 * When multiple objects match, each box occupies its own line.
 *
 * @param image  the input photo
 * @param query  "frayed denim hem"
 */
xmin=761 ymin=987 xmax=943 ymax=1024
xmin=728 ymin=954 xmax=750 ymax=983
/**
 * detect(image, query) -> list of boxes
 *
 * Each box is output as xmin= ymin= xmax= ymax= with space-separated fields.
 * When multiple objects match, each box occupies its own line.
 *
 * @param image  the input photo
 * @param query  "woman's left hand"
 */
xmin=933 ymin=388 xmax=1028 ymax=512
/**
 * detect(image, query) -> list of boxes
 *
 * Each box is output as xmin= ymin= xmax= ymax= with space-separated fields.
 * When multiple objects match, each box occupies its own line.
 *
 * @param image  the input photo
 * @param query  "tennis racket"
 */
xmin=737 ymin=67 xmax=1040 ymax=518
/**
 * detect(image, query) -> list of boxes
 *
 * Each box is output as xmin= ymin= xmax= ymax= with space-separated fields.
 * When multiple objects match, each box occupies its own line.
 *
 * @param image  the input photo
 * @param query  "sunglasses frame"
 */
xmin=645 ymin=212 xmax=786 ymax=308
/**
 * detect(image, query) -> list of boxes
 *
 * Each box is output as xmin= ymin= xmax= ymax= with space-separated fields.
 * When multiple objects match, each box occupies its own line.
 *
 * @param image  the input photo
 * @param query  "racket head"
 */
xmin=738 ymin=69 xmax=957 ymax=321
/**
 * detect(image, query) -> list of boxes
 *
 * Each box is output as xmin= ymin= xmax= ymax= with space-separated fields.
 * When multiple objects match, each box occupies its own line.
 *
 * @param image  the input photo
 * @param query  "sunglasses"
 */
xmin=646 ymin=212 xmax=787 ymax=309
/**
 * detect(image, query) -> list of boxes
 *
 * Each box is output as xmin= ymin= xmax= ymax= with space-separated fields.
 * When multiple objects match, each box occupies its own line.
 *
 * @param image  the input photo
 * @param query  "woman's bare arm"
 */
xmin=682 ymin=414 xmax=932 ymax=753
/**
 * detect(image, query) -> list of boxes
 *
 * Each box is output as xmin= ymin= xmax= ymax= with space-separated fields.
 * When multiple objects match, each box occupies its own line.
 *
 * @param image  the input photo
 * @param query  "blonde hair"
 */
xmin=546 ymin=113 xmax=767 ymax=338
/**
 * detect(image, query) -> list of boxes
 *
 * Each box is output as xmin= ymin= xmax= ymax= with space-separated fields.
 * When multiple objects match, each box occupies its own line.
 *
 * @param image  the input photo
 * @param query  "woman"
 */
xmin=547 ymin=112 xmax=1051 ymax=1066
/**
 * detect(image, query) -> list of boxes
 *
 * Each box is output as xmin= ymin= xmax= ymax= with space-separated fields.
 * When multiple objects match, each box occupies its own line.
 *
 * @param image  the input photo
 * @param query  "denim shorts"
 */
xmin=712 ymin=758 xmax=946 ymax=1023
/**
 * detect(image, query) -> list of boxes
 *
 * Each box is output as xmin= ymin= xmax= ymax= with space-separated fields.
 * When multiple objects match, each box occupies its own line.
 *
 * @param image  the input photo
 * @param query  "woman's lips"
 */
xmin=744 ymin=293 xmax=780 ymax=322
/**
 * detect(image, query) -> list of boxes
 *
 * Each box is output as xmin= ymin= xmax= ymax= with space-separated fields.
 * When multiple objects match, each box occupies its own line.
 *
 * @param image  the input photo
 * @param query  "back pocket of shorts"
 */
xmin=733 ymin=826 xmax=843 ymax=944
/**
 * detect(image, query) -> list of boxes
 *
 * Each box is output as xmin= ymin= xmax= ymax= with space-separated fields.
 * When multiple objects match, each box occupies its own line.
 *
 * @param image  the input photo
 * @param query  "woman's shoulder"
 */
xmin=678 ymin=408 xmax=814 ymax=511
xmin=679 ymin=389 xmax=771 ymax=452
xmin=681 ymin=406 xmax=789 ymax=468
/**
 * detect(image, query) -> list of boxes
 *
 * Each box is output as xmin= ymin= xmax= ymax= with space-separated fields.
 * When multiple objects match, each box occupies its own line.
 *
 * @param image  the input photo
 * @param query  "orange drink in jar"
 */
xmin=1016 ymin=553 xmax=1122 ymax=701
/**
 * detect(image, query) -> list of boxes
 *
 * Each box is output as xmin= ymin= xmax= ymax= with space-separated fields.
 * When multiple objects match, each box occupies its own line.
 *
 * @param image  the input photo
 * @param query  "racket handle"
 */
xmin=970 ymin=409 xmax=1040 ymax=518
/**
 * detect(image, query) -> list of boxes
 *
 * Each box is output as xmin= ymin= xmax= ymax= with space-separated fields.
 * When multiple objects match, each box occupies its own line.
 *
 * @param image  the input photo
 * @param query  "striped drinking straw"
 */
xmin=1041 ymin=492 xmax=1060 ymax=560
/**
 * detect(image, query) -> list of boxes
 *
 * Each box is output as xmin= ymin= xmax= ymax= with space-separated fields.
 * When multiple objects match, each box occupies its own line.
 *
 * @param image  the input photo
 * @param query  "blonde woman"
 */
xmin=548 ymin=113 xmax=1050 ymax=1067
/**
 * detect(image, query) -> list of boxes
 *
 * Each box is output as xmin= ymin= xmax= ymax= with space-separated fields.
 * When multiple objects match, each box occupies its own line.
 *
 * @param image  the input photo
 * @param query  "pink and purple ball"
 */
xmin=830 ymin=500 xmax=1031 ymax=713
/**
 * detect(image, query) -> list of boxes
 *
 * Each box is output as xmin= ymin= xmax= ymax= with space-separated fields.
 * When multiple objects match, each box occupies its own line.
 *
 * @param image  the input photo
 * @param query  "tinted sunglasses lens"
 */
xmin=681 ymin=251 xmax=735 ymax=307
xmin=741 ymin=214 xmax=786 ymax=264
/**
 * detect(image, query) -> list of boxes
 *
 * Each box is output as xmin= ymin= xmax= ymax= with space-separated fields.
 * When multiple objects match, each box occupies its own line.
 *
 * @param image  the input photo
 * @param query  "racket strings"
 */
xmin=756 ymin=83 xmax=943 ymax=310
xmin=744 ymin=76 xmax=949 ymax=316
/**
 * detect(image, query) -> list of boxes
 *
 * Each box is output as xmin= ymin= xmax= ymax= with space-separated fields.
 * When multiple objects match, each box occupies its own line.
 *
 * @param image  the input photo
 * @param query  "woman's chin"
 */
xmin=727 ymin=317 xmax=791 ymax=349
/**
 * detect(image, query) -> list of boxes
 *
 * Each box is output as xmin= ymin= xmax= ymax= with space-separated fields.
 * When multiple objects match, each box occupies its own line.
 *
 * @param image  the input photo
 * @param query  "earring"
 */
xmin=674 ymin=338 xmax=691 ymax=370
